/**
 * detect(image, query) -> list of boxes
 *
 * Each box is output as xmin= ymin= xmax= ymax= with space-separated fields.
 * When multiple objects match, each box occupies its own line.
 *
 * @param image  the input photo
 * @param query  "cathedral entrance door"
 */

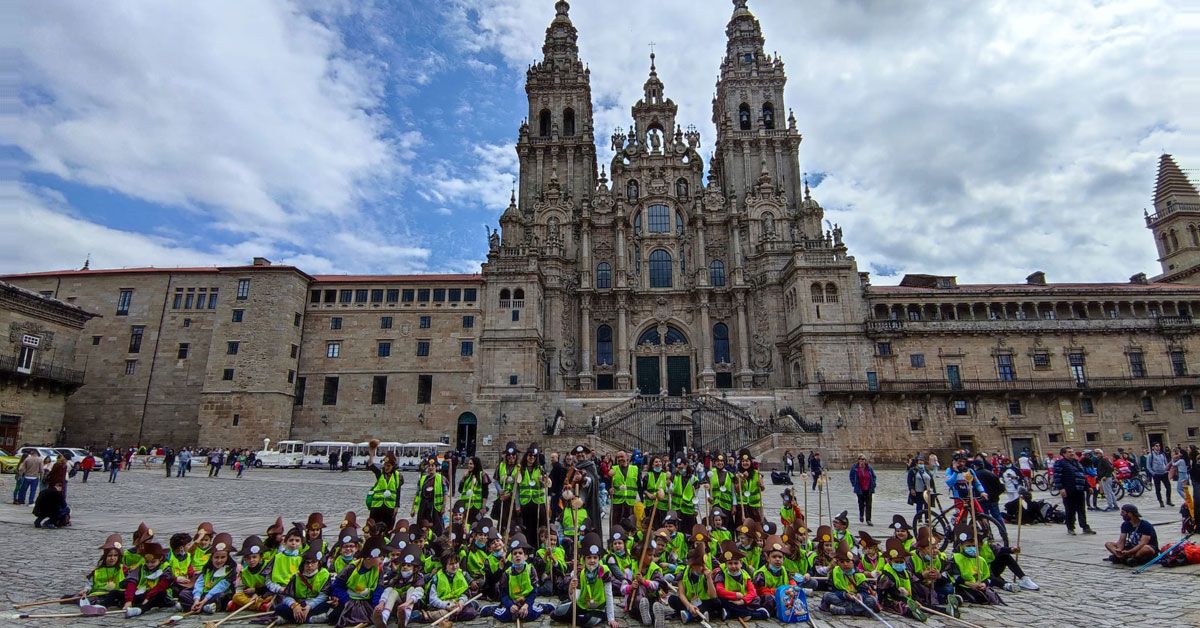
xmin=636 ymin=356 xmax=661 ymax=395
xmin=667 ymin=356 xmax=691 ymax=396
xmin=455 ymin=413 xmax=477 ymax=456
xmin=667 ymin=429 xmax=687 ymax=457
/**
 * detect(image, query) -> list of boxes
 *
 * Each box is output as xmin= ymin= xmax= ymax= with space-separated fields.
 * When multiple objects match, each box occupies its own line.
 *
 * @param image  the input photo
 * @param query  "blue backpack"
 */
xmin=774 ymin=584 xmax=810 ymax=623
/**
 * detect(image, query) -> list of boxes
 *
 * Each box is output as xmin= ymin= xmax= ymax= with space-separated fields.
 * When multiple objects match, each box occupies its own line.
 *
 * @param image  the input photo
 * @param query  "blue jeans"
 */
xmin=16 ymin=476 xmax=38 ymax=504
xmin=177 ymin=463 xmax=187 ymax=477
xmin=108 ymin=467 xmax=119 ymax=483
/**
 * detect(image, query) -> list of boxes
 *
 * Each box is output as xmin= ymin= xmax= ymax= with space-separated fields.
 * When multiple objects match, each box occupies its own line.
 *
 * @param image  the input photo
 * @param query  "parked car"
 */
xmin=0 ymin=448 xmax=19 ymax=474
xmin=55 ymin=448 xmax=96 ymax=472
xmin=17 ymin=446 xmax=59 ymax=464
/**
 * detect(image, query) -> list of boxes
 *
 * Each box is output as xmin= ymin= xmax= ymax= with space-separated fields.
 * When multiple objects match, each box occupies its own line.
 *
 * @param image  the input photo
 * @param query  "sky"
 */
xmin=6 ymin=0 xmax=1198 ymax=283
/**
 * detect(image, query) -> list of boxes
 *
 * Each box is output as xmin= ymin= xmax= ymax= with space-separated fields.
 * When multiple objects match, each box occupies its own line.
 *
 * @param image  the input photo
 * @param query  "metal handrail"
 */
xmin=0 ymin=354 xmax=85 ymax=385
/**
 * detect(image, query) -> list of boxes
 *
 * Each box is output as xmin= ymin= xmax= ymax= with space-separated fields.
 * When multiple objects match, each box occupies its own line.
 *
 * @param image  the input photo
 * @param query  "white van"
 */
xmin=302 ymin=441 xmax=356 ymax=468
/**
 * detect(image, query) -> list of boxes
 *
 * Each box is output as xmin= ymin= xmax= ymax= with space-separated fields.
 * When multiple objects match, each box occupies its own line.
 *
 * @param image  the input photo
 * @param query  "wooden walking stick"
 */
xmin=966 ymin=471 xmax=981 ymax=574
xmin=625 ymin=500 xmax=659 ymax=612
xmin=919 ymin=604 xmax=988 ymax=628
xmin=570 ymin=522 xmax=581 ymax=628
xmin=428 ymin=593 xmax=484 ymax=626
xmin=816 ymin=476 xmax=825 ymax=526
xmin=662 ymin=583 xmax=715 ymax=628
xmin=1015 ymin=493 xmax=1024 ymax=550
xmin=201 ymin=595 xmax=258 ymax=628
xmin=544 ymin=485 xmax=554 ymax=588
xmin=802 ymin=473 xmax=809 ymax=518
xmin=825 ymin=475 xmax=833 ymax=526
xmin=12 ymin=596 xmax=84 ymax=610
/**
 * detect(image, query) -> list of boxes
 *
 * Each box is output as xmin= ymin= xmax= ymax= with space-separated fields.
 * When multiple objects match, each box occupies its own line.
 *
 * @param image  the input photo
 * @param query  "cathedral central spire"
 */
xmin=542 ymin=0 xmax=579 ymax=63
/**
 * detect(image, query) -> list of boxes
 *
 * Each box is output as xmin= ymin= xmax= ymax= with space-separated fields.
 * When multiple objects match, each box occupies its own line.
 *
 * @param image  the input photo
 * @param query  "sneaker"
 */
xmin=637 ymin=596 xmax=651 ymax=624
xmin=308 ymin=613 xmax=329 ymax=624
xmin=680 ymin=609 xmax=693 ymax=623
xmin=1003 ymin=582 xmax=1020 ymax=592
xmin=867 ymin=521 xmax=873 ymax=526
xmin=751 ymin=607 xmax=770 ymax=619
xmin=1067 ymin=529 xmax=1077 ymax=536
xmin=946 ymin=594 xmax=962 ymax=619
xmin=125 ymin=607 xmax=143 ymax=618
xmin=907 ymin=598 xmax=928 ymax=622
xmin=202 ymin=603 xmax=216 ymax=614
xmin=1018 ymin=576 xmax=1040 ymax=591
xmin=1082 ymin=528 xmax=1097 ymax=535
xmin=652 ymin=601 xmax=670 ymax=626
xmin=828 ymin=605 xmax=850 ymax=616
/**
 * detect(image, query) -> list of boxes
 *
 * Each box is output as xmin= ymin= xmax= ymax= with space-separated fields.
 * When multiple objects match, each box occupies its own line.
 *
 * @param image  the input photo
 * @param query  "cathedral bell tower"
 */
xmin=1146 ymin=154 xmax=1200 ymax=284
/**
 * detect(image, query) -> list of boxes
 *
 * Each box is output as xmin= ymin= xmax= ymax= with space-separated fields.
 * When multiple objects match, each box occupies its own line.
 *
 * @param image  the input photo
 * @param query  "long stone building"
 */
xmin=4 ymin=0 xmax=1199 ymax=463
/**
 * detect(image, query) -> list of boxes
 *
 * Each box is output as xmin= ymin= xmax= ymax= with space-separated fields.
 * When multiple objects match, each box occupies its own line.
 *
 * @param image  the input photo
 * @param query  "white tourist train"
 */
xmin=253 ymin=438 xmax=449 ymax=470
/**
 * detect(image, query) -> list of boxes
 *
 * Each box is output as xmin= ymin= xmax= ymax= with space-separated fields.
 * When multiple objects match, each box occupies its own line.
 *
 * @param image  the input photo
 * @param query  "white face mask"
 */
xmin=400 ymin=568 xmax=414 ymax=578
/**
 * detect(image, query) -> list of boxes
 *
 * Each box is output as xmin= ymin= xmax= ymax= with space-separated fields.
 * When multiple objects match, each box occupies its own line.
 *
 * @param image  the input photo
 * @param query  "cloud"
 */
xmin=417 ymin=142 xmax=519 ymax=212
xmin=444 ymin=0 xmax=1198 ymax=284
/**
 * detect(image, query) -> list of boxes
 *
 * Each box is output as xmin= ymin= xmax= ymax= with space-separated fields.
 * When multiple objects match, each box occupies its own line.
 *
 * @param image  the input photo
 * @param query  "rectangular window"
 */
xmin=419 ymin=316 xmax=431 ymax=329
xmin=208 ymin=290 xmax=218 ymax=309
xmin=116 ymin=289 xmax=133 ymax=315
xmin=287 ymin=369 xmax=295 ymax=383
xmin=597 ymin=374 xmax=614 ymax=390
xmin=417 ymin=374 xmax=432 ymax=404
xmin=1032 ymin=352 xmax=1051 ymax=370
xmin=378 ymin=341 xmax=391 ymax=357
xmin=448 ymin=288 xmax=461 ymax=302
xmin=460 ymin=340 xmax=474 ymax=357
xmin=1080 ymin=397 xmax=1096 ymax=414
xmin=372 ymin=375 xmax=387 ymax=405
xmin=294 ymin=312 xmax=301 ymax=326
xmin=294 ymin=377 xmax=306 ymax=406
xmin=512 ymin=309 xmax=520 ymax=322
xmin=173 ymin=290 xmax=183 ymax=309
xmin=326 ymin=342 xmax=341 ymax=358
xmin=124 ymin=359 xmax=136 ymax=375
xmin=1069 ymin=352 xmax=1086 ymax=383
xmin=866 ymin=371 xmax=879 ymax=391
xmin=232 ymin=309 xmax=244 ymax=322
xmin=386 ymin=289 xmax=399 ymax=303
xmin=330 ymin=317 xmax=342 ymax=330
xmin=996 ymin=354 xmax=1016 ymax=381
xmin=183 ymin=318 xmax=191 ymax=327
xmin=355 ymin=289 xmax=368 ymax=303
xmin=1085 ymin=431 xmax=1099 ymax=443
xmin=236 ymin=279 xmax=250 ymax=300
xmin=1129 ymin=351 xmax=1146 ymax=378
xmin=953 ymin=399 xmax=969 ymax=416
xmin=1181 ymin=394 xmax=1194 ymax=411
xmin=715 ymin=372 xmax=734 ymax=389
xmin=177 ymin=343 xmax=189 ymax=359
xmin=1007 ymin=399 xmax=1022 ymax=415
xmin=417 ymin=288 xmax=430 ymax=302
xmin=232 ymin=414 xmax=240 ymax=427
xmin=290 ymin=344 xmax=299 ymax=359
xmin=92 ymin=335 xmax=101 ymax=346
xmin=509 ymin=374 xmax=519 ymax=386
xmin=227 ymin=341 xmax=239 ymax=355
xmin=1141 ymin=396 xmax=1154 ymax=412
xmin=222 ymin=368 xmax=234 ymax=381
xmin=910 ymin=353 xmax=925 ymax=368
xmin=416 ymin=341 xmax=430 ymax=357
xmin=463 ymin=315 xmax=475 ymax=329
xmin=184 ymin=291 xmax=195 ymax=309
xmin=464 ymin=288 xmax=477 ymax=302
xmin=876 ymin=342 xmax=892 ymax=357
xmin=339 ymin=289 xmax=353 ymax=303
xmin=909 ymin=419 xmax=924 ymax=432
xmin=311 ymin=289 xmax=322 ymax=303
xmin=370 ymin=289 xmax=384 ymax=303
xmin=381 ymin=316 xmax=393 ymax=329
xmin=433 ymin=288 xmax=446 ymax=302
xmin=1048 ymin=432 xmax=1061 ymax=443
xmin=1189 ymin=427 xmax=1198 ymax=438
xmin=322 ymin=376 xmax=339 ymax=405
xmin=323 ymin=289 xmax=337 ymax=303
xmin=128 ymin=326 xmax=145 ymax=353
xmin=1170 ymin=350 xmax=1188 ymax=376
xmin=402 ymin=289 xmax=415 ymax=303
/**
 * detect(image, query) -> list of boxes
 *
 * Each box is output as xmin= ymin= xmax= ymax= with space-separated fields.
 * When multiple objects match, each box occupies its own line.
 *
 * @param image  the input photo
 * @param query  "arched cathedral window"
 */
xmin=539 ymin=110 xmax=551 ymax=137
xmin=738 ymin=103 xmax=751 ymax=130
xmin=647 ymin=204 xmax=670 ymax=233
xmin=596 ymin=262 xmax=611 ymax=289
xmin=563 ymin=108 xmax=576 ymax=136
xmin=713 ymin=323 xmax=730 ymax=363
xmin=596 ymin=325 xmax=613 ymax=365
xmin=649 ymin=249 xmax=673 ymax=288
xmin=763 ymin=102 xmax=775 ymax=129
xmin=709 ymin=260 xmax=726 ymax=287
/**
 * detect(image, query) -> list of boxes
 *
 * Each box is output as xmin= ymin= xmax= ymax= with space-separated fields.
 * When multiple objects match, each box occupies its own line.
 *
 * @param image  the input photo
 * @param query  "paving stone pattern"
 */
xmin=2 ymin=467 xmax=1198 ymax=627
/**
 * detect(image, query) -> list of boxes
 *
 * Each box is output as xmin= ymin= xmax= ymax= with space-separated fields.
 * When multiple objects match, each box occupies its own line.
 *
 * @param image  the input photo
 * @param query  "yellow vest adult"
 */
xmin=611 ymin=465 xmax=640 ymax=506
xmin=367 ymin=471 xmax=401 ymax=509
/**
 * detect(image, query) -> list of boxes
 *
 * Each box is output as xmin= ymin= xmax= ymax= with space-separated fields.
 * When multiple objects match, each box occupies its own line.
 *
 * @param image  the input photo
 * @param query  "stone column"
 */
xmin=579 ymin=296 xmax=593 ymax=388
xmin=581 ymin=224 xmax=592 ymax=288
xmin=699 ymin=295 xmax=715 ymax=386
xmin=731 ymin=216 xmax=744 ymax=284
xmin=616 ymin=220 xmax=627 ymax=289
xmin=695 ymin=218 xmax=708 ymax=285
xmin=735 ymin=291 xmax=753 ymax=387
xmin=616 ymin=294 xmax=631 ymax=389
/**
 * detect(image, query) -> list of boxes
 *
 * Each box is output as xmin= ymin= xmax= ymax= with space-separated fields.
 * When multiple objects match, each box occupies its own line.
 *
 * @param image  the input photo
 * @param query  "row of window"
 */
xmin=593 ymin=324 xmax=730 ymax=364
xmin=885 ymin=346 xmax=1189 ymax=380
xmin=117 ymin=280 xmax=251 ymax=317
xmin=593 ymin=259 xmax=726 ymax=289
xmin=310 ymin=287 xmax=477 ymax=305
xmin=737 ymin=102 xmax=777 ymax=131
xmin=325 ymin=339 xmax=474 ymax=359
xmin=297 ymin=374 xmax=434 ymax=406
xmin=328 ymin=315 xmax=474 ymax=331
xmin=943 ymin=394 xmax=1196 ymax=419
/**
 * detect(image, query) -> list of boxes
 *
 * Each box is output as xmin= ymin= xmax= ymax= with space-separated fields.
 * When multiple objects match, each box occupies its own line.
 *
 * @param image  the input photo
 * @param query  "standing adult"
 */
xmin=516 ymin=443 xmax=548 ymax=536
xmin=1017 ymin=450 xmax=1034 ymax=490
xmin=458 ymin=456 xmax=489 ymax=523
xmin=328 ymin=450 xmax=338 ymax=472
xmin=848 ymin=455 xmax=877 ymax=526
xmin=569 ymin=444 xmax=602 ymax=526
xmin=207 ymin=449 xmax=220 ymax=477
xmin=339 ymin=448 xmax=352 ymax=473
xmin=1052 ymin=446 xmax=1096 ymax=535
xmin=1094 ymin=449 xmax=1117 ymax=512
xmin=79 ymin=452 xmax=95 ymax=483
xmin=177 ymin=448 xmax=191 ymax=478
xmin=366 ymin=446 xmax=404 ymax=532
xmin=808 ymin=451 xmax=824 ymax=491
xmin=1147 ymin=443 xmax=1172 ymax=508
xmin=608 ymin=450 xmax=639 ymax=526
xmin=164 ymin=448 xmax=176 ymax=478
xmin=14 ymin=451 xmax=40 ymax=505
xmin=783 ymin=449 xmax=794 ymax=476
xmin=1170 ymin=448 xmax=1190 ymax=506
xmin=107 ymin=453 xmax=120 ymax=483
xmin=907 ymin=454 xmax=935 ymax=519
xmin=547 ymin=452 xmax=566 ymax=523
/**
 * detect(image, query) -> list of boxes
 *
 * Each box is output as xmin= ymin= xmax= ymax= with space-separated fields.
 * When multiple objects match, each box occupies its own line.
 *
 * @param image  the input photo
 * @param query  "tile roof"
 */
xmin=1155 ymin=154 xmax=1200 ymax=206
xmin=311 ymin=274 xmax=481 ymax=283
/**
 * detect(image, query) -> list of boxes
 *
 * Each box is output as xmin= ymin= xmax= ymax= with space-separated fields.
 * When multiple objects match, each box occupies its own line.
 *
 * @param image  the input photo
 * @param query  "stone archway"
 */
xmin=634 ymin=323 xmax=693 ymax=395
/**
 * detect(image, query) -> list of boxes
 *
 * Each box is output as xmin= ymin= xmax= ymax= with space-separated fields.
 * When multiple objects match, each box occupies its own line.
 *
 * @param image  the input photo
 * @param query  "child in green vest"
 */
xmin=536 ymin=526 xmax=568 ymax=597
xmin=665 ymin=547 xmax=722 ymax=623
xmin=76 ymin=534 xmax=126 ymax=611
xmin=857 ymin=532 xmax=885 ymax=578
xmin=482 ymin=533 xmax=554 ymax=622
xmin=123 ymin=522 xmax=153 ymax=571
xmin=734 ymin=519 xmax=763 ymax=572
xmin=705 ymin=508 xmax=732 ymax=556
xmin=329 ymin=527 xmax=359 ymax=579
xmin=817 ymin=542 xmax=879 ymax=617
xmin=265 ymin=525 xmax=305 ymax=599
xmin=604 ymin=525 xmax=635 ymax=586
xmin=179 ymin=532 xmax=235 ymax=614
xmin=550 ymin=532 xmax=618 ymax=627
xmin=426 ymin=551 xmax=480 ymax=623
xmin=121 ymin=541 xmax=175 ymax=618
xmin=373 ymin=543 xmax=425 ymax=627
xmin=230 ymin=535 xmax=272 ymax=612
xmin=909 ymin=526 xmax=957 ymax=617
xmin=189 ymin=522 xmax=215 ymax=571
xmin=947 ymin=523 xmax=1003 ymax=605
xmin=330 ymin=535 xmax=387 ymax=625
xmin=300 ymin=512 xmax=328 ymax=557
xmin=166 ymin=532 xmax=195 ymax=602
xmin=712 ymin=541 xmax=770 ymax=620
xmin=754 ymin=534 xmax=797 ymax=617
xmin=875 ymin=537 xmax=928 ymax=620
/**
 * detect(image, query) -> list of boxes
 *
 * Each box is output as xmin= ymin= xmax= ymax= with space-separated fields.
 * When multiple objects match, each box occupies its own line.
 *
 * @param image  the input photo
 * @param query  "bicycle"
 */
xmin=1108 ymin=476 xmax=1146 ymax=500
xmin=914 ymin=491 xmax=1009 ymax=551
xmin=1032 ymin=470 xmax=1054 ymax=492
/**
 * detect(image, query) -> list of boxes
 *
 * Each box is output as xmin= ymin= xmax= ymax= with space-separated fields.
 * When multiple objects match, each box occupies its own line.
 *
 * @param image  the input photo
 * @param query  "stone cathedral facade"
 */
xmin=4 ymin=1 xmax=1199 ymax=464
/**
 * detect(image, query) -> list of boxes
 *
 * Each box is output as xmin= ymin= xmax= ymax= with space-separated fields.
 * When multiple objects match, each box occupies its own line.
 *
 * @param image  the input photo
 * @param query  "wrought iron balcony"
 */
xmin=0 ymin=354 xmax=85 ymax=386
xmin=816 ymin=374 xmax=1200 ymax=396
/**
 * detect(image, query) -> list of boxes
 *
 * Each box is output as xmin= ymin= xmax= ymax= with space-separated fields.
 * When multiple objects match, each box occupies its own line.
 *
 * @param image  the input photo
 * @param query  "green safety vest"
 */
xmin=123 ymin=550 xmax=144 ymax=571
xmin=506 ymin=566 xmax=533 ymax=600
xmin=911 ymin=551 xmax=943 ymax=574
xmin=367 ymin=472 xmax=401 ymax=509
xmin=293 ymin=568 xmax=330 ymax=601
xmin=460 ymin=547 xmax=498 ymax=578
xmin=562 ymin=508 xmax=586 ymax=536
xmin=708 ymin=529 xmax=732 ymax=557
xmin=518 ymin=468 xmax=545 ymax=505
xmin=740 ymin=546 xmax=762 ymax=572
xmin=757 ymin=564 xmax=790 ymax=590
xmin=831 ymin=566 xmax=866 ymax=594
xmin=271 ymin=552 xmax=302 ymax=586
xmin=333 ymin=554 xmax=354 ymax=575
xmin=167 ymin=551 xmax=193 ymax=579
xmin=414 ymin=473 xmax=444 ymax=511
xmin=89 ymin=566 xmax=123 ymax=595
xmin=611 ymin=465 xmax=640 ymax=505
xmin=785 ymin=548 xmax=815 ymax=577
xmin=498 ymin=462 xmax=518 ymax=492
xmin=240 ymin=561 xmax=269 ymax=591
xmin=952 ymin=552 xmax=990 ymax=584
xmin=576 ymin=566 xmax=609 ymax=610
xmin=861 ymin=552 xmax=885 ymax=573
xmin=881 ymin=564 xmax=911 ymax=595
xmin=191 ymin=546 xmax=211 ymax=570
xmin=740 ymin=470 xmax=762 ymax=508
xmin=681 ymin=568 xmax=713 ymax=601
xmin=644 ymin=471 xmax=671 ymax=510
xmin=301 ymin=539 xmax=328 ymax=557
xmin=709 ymin=470 xmax=734 ymax=510
xmin=671 ymin=475 xmax=696 ymax=515
xmin=606 ymin=551 xmax=634 ymax=576
xmin=197 ymin=565 xmax=232 ymax=595
xmin=461 ymin=475 xmax=483 ymax=510
xmin=345 ymin=562 xmax=381 ymax=600
xmin=435 ymin=569 xmax=469 ymax=601
xmin=133 ymin=567 xmax=165 ymax=595
xmin=539 ymin=546 xmax=567 ymax=572
xmin=720 ymin=565 xmax=749 ymax=594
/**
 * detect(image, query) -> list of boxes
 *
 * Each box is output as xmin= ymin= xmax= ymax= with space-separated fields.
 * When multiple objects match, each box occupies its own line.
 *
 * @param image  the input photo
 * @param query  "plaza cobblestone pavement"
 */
xmin=2 ymin=466 xmax=1197 ymax=627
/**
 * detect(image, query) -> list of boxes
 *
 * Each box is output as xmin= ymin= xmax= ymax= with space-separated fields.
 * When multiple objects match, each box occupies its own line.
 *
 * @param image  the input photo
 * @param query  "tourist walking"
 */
xmin=164 ymin=448 xmax=175 ymax=478
xmin=1147 ymin=443 xmax=1172 ymax=508
xmin=177 ymin=448 xmax=191 ymax=477
xmin=79 ymin=452 xmax=94 ymax=483
xmin=809 ymin=450 xmax=823 ymax=490
xmin=1170 ymin=448 xmax=1190 ymax=504
xmin=784 ymin=449 xmax=795 ymax=476
xmin=848 ymin=454 xmax=876 ymax=526
xmin=907 ymin=454 xmax=935 ymax=518
xmin=14 ymin=451 xmax=39 ymax=505
xmin=1095 ymin=448 xmax=1117 ymax=511
xmin=1052 ymin=446 xmax=1096 ymax=535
